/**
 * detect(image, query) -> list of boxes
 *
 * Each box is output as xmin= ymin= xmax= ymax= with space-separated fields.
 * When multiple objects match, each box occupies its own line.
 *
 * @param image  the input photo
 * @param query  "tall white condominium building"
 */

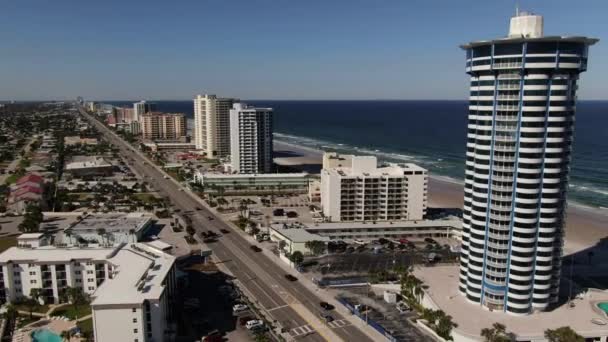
xmin=458 ymin=12 xmax=597 ymax=315
xmin=0 ymin=234 xmax=176 ymax=342
xmin=193 ymin=94 xmax=238 ymax=157
xmin=229 ymin=103 xmax=273 ymax=174
xmin=133 ymin=100 xmax=157 ymax=122
xmin=321 ymin=153 xmax=428 ymax=222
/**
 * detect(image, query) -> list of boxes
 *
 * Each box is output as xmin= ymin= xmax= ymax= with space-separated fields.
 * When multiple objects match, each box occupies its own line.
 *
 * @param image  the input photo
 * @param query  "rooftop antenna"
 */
xmin=515 ymin=1 xmax=520 ymax=16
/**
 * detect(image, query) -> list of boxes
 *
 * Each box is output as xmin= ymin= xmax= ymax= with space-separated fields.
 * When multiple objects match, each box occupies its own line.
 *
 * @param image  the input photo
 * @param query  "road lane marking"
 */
xmin=267 ymin=304 xmax=289 ymax=312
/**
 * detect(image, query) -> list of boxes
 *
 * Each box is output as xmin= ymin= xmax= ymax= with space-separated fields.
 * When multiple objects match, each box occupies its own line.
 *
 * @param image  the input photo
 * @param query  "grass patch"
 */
xmin=51 ymin=304 xmax=91 ymax=320
xmin=13 ymin=303 xmax=50 ymax=314
xmin=133 ymin=193 xmax=160 ymax=203
xmin=15 ymin=315 xmax=39 ymax=329
xmin=77 ymin=317 xmax=93 ymax=336
xmin=4 ymin=174 xmax=19 ymax=185
xmin=0 ymin=236 xmax=17 ymax=253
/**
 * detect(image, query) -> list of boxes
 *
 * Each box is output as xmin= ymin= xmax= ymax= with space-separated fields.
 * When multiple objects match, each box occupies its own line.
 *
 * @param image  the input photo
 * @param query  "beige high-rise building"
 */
xmin=140 ymin=112 xmax=186 ymax=141
xmin=321 ymin=153 xmax=428 ymax=222
xmin=193 ymin=94 xmax=238 ymax=157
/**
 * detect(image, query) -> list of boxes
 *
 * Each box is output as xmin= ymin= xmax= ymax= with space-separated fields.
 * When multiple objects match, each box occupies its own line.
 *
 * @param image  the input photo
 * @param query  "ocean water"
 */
xmin=106 ymin=100 xmax=608 ymax=209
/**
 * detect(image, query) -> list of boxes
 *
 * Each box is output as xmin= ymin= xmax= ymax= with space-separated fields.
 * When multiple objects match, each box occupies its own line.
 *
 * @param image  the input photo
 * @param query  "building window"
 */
xmin=74 ymin=262 xmax=81 ymax=266
xmin=29 ymin=271 xmax=36 ymax=275
xmin=87 ymin=270 xmax=93 ymax=274
xmin=30 ymin=280 xmax=37 ymax=284
xmin=133 ymin=329 xmax=138 ymax=333
xmin=88 ymin=279 xmax=94 ymax=282
xmin=76 ymin=279 xmax=82 ymax=283
xmin=132 ymin=308 xmax=137 ymax=313
xmin=88 ymin=286 xmax=94 ymax=291
xmin=133 ymin=318 xmax=137 ymax=323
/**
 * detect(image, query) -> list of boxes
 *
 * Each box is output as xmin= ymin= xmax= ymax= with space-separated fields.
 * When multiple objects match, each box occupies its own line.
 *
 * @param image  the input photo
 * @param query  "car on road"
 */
xmin=232 ymin=303 xmax=249 ymax=313
xmin=220 ymin=229 xmax=230 ymax=234
xmin=284 ymin=274 xmax=298 ymax=281
xmin=245 ymin=320 xmax=264 ymax=330
xmin=320 ymin=302 xmax=334 ymax=310
xmin=163 ymin=175 xmax=169 ymax=179
xmin=195 ymin=207 xmax=202 ymax=211
xmin=239 ymin=316 xmax=253 ymax=326
xmin=208 ymin=216 xmax=214 ymax=221
xmin=250 ymin=245 xmax=262 ymax=252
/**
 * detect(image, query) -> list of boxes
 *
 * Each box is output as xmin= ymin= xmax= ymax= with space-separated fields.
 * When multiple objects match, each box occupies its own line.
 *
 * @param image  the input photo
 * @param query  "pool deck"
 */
xmin=13 ymin=318 xmax=78 ymax=342
xmin=414 ymin=265 xmax=608 ymax=341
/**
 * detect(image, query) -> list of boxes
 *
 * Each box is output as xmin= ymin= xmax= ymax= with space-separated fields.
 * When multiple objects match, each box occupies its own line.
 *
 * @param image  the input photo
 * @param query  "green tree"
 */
xmin=481 ymin=323 xmax=513 ymax=342
xmin=27 ymin=288 xmax=43 ymax=319
xmin=436 ymin=313 xmax=457 ymax=340
xmin=304 ymin=240 xmax=326 ymax=256
xmin=18 ymin=204 xmax=44 ymax=233
xmin=289 ymin=251 xmax=304 ymax=265
xmin=544 ymin=327 xmax=584 ymax=342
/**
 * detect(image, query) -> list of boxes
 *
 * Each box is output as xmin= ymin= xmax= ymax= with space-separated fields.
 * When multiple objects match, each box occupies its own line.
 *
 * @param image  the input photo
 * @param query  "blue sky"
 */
xmin=1 ymin=0 xmax=605 ymax=100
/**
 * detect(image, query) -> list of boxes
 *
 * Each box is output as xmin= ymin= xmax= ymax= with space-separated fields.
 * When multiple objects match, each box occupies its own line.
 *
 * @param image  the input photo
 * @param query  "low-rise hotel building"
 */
xmin=193 ymin=171 xmax=311 ymax=195
xmin=321 ymin=153 xmax=428 ymax=222
xmin=0 ymin=234 xmax=176 ymax=342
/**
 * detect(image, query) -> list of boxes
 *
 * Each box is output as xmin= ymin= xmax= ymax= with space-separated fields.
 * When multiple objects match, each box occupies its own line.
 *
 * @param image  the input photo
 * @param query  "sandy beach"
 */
xmin=274 ymin=140 xmax=608 ymax=255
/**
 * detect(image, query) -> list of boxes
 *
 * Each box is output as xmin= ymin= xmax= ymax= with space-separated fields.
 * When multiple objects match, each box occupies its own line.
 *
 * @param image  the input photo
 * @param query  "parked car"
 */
xmin=220 ymin=228 xmax=230 ymax=234
xmin=245 ymin=320 xmax=264 ymax=330
xmin=284 ymin=274 xmax=298 ymax=281
xmin=250 ymin=245 xmax=262 ymax=252
xmin=239 ymin=316 xmax=253 ymax=326
xmin=232 ymin=304 xmax=248 ymax=313
xmin=202 ymin=330 xmax=221 ymax=342
xmin=424 ymin=237 xmax=436 ymax=244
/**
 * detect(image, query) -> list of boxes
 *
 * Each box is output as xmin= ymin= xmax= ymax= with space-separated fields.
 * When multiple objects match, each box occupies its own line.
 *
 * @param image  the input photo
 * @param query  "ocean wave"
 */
xmin=273 ymin=131 xmax=608 ymax=209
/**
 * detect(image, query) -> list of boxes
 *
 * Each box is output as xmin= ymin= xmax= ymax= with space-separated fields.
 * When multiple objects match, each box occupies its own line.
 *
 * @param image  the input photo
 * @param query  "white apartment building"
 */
xmin=140 ymin=112 xmax=187 ymax=141
xmin=193 ymin=94 xmax=237 ymax=157
xmin=0 ymin=234 xmax=176 ymax=342
xmin=229 ymin=103 xmax=273 ymax=174
xmin=459 ymin=12 xmax=597 ymax=314
xmin=321 ymin=153 xmax=428 ymax=222
xmin=133 ymin=100 xmax=156 ymax=123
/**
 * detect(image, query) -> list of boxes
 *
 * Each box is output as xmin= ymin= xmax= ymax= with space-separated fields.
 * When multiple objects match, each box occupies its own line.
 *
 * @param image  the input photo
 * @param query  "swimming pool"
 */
xmin=597 ymin=302 xmax=608 ymax=314
xmin=31 ymin=329 xmax=62 ymax=342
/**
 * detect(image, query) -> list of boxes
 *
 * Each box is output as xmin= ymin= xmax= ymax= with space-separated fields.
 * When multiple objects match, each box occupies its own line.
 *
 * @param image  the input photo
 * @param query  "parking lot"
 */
xmin=338 ymin=293 xmax=433 ymax=342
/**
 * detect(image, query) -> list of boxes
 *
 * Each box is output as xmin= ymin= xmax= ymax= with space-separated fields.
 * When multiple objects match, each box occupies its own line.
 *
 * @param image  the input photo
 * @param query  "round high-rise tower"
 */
xmin=458 ymin=12 xmax=598 ymax=315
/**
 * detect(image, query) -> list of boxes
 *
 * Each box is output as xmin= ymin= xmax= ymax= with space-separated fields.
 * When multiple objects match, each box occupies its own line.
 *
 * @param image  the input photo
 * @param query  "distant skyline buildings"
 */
xmin=1 ymin=1 xmax=606 ymax=101
xmin=458 ymin=12 xmax=597 ymax=315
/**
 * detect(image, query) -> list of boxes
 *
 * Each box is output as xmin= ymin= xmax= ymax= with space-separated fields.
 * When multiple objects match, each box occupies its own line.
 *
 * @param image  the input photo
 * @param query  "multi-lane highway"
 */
xmin=77 ymin=106 xmax=374 ymax=342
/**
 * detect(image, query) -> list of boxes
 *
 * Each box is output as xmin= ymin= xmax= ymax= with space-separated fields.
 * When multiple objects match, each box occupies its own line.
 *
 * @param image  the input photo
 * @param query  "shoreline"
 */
xmin=274 ymin=139 xmax=608 ymax=253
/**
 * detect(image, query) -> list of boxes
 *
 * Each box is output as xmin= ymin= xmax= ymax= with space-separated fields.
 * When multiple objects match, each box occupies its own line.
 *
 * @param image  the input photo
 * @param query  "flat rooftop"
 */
xmin=199 ymin=172 xmax=309 ymax=179
xmin=70 ymin=212 xmax=153 ymax=233
xmin=304 ymin=219 xmax=462 ymax=231
xmin=65 ymin=157 xmax=112 ymax=170
xmin=270 ymin=224 xmax=331 ymax=243
xmin=326 ymin=162 xmax=427 ymax=178
xmin=414 ymin=265 xmax=608 ymax=340
xmin=0 ymin=243 xmax=175 ymax=306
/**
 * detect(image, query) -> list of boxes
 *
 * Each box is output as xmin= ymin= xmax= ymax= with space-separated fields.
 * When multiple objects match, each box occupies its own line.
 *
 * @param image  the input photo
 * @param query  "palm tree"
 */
xmin=544 ymin=327 xmax=584 ymax=342
xmin=436 ymin=312 xmax=457 ymax=340
xmin=27 ymin=288 xmax=43 ymax=319
xmin=481 ymin=323 xmax=512 ymax=342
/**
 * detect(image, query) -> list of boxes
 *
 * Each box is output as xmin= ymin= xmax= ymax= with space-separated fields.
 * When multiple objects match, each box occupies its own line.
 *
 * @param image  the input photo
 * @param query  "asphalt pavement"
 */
xmin=78 ymin=107 xmax=375 ymax=342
